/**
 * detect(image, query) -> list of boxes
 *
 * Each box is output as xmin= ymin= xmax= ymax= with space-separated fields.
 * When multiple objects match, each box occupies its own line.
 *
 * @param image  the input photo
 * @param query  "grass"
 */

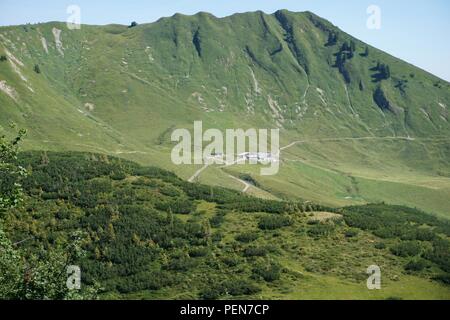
xmin=204 ymin=209 xmax=450 ymax=300
xmin=9 ymin=151 xmax=448 ymax=300
xmin=200 ymin=136 xmax=450 ymax=218
xmin=0 ymin=11 xmax=449 ymax=231
xmin=111 ymin=207 xmax=450 ymax=300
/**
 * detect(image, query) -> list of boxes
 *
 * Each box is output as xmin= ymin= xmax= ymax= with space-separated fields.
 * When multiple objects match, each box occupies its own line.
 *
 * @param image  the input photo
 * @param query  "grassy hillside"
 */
xmin=0 ymin=10 xmax=449 ymax=216
xmin=3 ymin=151 xmax=450 ymax=300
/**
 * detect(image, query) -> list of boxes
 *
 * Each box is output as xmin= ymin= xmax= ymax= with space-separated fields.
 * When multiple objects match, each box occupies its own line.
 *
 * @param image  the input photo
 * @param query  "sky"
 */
xmin=0 ymin=0 xmax=449 ymax=81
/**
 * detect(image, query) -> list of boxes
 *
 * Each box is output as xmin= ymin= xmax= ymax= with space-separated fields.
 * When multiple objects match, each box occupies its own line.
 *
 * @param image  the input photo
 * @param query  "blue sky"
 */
xmin=1 ymin=0 xmax=449 ymax=81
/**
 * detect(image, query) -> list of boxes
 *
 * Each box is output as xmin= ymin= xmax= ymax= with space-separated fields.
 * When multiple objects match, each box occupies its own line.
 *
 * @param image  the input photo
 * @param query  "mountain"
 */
xmin=0 ymin=10 xmax=449 ymax=216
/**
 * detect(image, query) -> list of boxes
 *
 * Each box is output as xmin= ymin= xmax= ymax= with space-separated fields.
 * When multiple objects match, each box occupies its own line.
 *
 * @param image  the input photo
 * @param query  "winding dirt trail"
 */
xmin=187 ymin=159 xmax=251 ymax=193
xmin=188 ymin=163 xmax=210 ymax=182
xmin=226 ymin=173 xmax=251 ymax=192
xmin=280 ymin=136 xmax=417 ymax=152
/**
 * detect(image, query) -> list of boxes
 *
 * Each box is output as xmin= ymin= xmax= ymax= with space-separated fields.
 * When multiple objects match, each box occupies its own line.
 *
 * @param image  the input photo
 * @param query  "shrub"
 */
xmin=362 ymin=46 xmax=369 ymax=57
xmin=56 ymin=208 xmax=71 ymax=219
xmin=373 ymin=86 xmax=391 ymax=111
xmin=307 ymin=223 xmax=335 ymax=238
xmin=390 ymin=241 xmax=422 ymax=257
xmin=413 ymin=228 xmax=436 ymax=242
xmin=225 ymin=279 xmax=261 ymax=296
xmin=0 ymin=55 xmax=7 ymax=62
xmin=404 ymin=258 xmax=428 ymax=272
xmin=243 ymin=246 xmax=268 ymax=257
xmin=424 ymin=238 xmax=450 ymax=272
xmin=211 ymin=232 xmax=223 ymax=243
xmin=326 ymin=31 xmax=338 ymax=46
xmin=165 ymin=256 xmax=196 ymax=271
xmin=110 ymin=171 xmax=126 ymax=180
xmin=155 ymin=198 xmax=194 ymax=214
xmin=116 ymin=271 xmax=174 ymax=293
xmin=239 ymin=174 xmax=259 ymax=187
xmin=374 ymin=242 xmax=386 ymax=250
xmin=189 ymin=247 xmax=209 ymax=258
xmin=258 ymin=215 xmax=292 ymax=230
xmin=307 ymin=219 xmax=320 ymax=225
xmin=159 ymin=184 xmax=182 ymax=197
xmin=221 ymin=256 xmax=240 ymax=267
xmin=252 ymin=261 xmax=282 ymax=282
xmin=41 ymin=192 xmax=60 ymax=200
xmin=220 ymin=198 xmax=299 ymax=214
xmin=199 ymin=279 xmax=260 ymax=299
xmin=433 ymin=274 xmax=450 ymax=285
xmin=209 ymin=213 xmax=225 ymax=228
xmin=235 ymin=232 xmax=259 ymax=243
xmin=131 ymin=177 xmax=152 ymax=186
xmin=200 ymin=284 xmax=225 ymax=300
xmin=345 ymin=228 xmax=359 ymax=238
xmin=34 ymin=64 xmax=41 ymax=74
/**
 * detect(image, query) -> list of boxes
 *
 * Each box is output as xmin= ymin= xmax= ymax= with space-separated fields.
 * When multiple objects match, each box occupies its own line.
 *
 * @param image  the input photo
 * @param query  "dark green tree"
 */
xmin=0 ymin=126 xmax=97 ymax=299
xmin=34 ymin=64 xmax=41 ymax=74
xmin=0 ymin=124 xmax=27 ymax=210
xmin=376 ymin=62 xmax=391 ymax=80
xmin=363 ymin=46 xmax=369 ymax=57
xmin=373 ymin=85 xmax=391 ymax=111
xmin=326 ymin=31 xmax=338 ymax=46
xmin=359 ymin=79 xmax=365 ymax=91
xmin=384 ymin=65 xmax=391 ymax=79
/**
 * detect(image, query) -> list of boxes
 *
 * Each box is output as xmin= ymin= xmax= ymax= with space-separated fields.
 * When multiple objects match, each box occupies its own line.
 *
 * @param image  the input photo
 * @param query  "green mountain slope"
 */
xmin=1 ymin=10 xmax=449 ymax=216
xmin=4 ymin=151 xmax=450 ymax=299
